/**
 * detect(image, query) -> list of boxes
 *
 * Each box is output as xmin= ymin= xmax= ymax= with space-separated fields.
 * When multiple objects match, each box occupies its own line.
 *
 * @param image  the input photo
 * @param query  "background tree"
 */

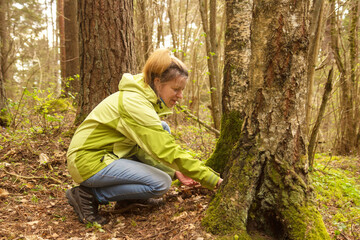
xmin=75 ymin=0 xmax=137 ymax=124
xmin=0 ymin=0 xmax=9 ymax=108
xmin=305 ymin=0 xmax=325 ymax=136
xmin=203 ymin=0 xmax=329 ymax=239
xmin=348 ymin=0 xmax=359 ymax=152
xmin=63 ymin=0 xmax=80 ymax=97
xmin=57 ymin=0 xmax=66 ymax=83
xmin=134 ymin=0 xmax=154 ymax=68
xmin=199 ymin=0 xmax=222 ymax=131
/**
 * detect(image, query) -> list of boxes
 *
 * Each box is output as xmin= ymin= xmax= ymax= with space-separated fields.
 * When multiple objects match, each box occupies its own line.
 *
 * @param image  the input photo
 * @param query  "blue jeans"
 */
xmin=81 ymin=121 xmax=172 ymax=204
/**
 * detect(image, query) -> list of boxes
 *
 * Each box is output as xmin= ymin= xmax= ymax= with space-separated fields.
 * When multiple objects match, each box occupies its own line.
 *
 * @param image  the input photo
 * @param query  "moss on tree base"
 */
xmin=206 ymin=111 xmax=243 ymax=174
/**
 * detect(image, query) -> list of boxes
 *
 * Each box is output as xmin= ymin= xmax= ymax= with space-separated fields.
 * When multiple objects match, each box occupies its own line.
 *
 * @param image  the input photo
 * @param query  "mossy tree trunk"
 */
xmin=204 ymin=0 xmax=329 ymax=239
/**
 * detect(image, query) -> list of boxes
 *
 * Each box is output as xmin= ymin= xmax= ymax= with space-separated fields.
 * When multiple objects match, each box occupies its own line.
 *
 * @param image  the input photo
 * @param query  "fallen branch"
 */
xmin=175 ymin=104 xmax=220 ymax=136
xmin=2 ymin=168 xmax=63 ymax=184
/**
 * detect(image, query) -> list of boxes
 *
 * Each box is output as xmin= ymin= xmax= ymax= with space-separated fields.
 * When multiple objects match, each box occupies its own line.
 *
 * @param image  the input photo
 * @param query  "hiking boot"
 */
xmin=66 ymin=186 xmax=109 ymax=225
xmin=114 ymin=197 xmax=165 ymax=210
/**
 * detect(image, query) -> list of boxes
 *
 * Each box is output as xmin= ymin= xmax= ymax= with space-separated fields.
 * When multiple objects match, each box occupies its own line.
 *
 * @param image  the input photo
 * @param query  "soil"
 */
xmin=0 ymin=120 xmax=356 ymax=240
xmin=0 ymin=123 xmax=218 ymax=240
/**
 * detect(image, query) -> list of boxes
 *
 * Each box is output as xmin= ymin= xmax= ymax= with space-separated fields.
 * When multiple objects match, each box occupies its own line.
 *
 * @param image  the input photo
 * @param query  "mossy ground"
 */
xmin=311 ymin=153 xmax=360 ymax=239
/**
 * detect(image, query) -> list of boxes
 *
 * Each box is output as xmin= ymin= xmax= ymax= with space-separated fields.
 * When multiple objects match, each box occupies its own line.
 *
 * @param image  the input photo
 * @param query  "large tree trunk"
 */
xmin=63 ymin=0 xmax=80 ymax=97
xmin=203 ymin=0 xmax=329 ymax=239
xmin=76 ymin=0 xmax=136 ymax=124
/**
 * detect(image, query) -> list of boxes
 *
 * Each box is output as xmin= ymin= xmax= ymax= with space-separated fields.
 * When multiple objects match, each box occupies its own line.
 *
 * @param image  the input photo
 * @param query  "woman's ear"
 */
xmin=153 ymin=77 xmax=161 ymax=92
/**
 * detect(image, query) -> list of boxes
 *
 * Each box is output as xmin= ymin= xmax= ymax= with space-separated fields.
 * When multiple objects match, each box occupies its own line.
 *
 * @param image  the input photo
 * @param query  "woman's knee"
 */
xmin=152 ymin=172 xmax=172 ymax=196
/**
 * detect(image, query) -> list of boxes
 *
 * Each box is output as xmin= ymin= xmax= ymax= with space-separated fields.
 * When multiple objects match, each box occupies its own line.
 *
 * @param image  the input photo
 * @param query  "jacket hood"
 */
xmin=118 ymin=73 xmax=173 ymax=116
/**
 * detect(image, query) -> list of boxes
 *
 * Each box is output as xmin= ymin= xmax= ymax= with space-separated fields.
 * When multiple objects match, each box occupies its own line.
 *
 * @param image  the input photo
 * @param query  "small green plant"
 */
xmin=31 ymin=194 xmax=39 ymax=204
xmin=53 ymin=214 xmax=66 ymax=222
xmin=86 ymin=222 xmax=105 ymax=232
xmin=130 ymin=219 xmax=137 ymax=227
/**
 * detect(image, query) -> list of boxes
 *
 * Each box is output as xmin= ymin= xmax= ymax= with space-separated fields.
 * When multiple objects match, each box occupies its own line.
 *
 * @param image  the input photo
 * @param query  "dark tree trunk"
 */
xmin=63 ymin=0 xmax=80 ymax=97
xmin=0 ymin=0 xmax=9 ymax=95
xmin=203 ymin=0 xmax=329 ymax=239
xmin=58 ymin=0 xmax=66 ymax=83
xmin=76 ymin=0 xmax=136 ymax=124
xmin=0 ymin=51 xmax=4 ymax=110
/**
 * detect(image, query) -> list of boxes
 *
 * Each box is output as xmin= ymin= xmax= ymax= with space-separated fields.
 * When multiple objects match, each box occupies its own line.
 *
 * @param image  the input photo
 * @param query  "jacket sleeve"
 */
xmin=135 ymin=148 xmax=176 ymax=179
xmin=118 ymin=91 xmax=220 ymax=190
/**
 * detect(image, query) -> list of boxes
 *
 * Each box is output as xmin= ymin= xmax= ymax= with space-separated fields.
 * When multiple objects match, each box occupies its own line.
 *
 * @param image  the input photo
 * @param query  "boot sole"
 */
xmin=66 ymin=188 xmax=85 ymax=223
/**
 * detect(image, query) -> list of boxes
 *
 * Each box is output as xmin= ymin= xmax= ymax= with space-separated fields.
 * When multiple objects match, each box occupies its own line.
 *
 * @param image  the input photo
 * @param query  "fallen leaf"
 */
xmin=27 ymin=221 xmax=39 ymax=226
xmin=39 ymin=153 xmax=49 ymax=165
xmin=0 ymin=188 xmax=9 ymax=198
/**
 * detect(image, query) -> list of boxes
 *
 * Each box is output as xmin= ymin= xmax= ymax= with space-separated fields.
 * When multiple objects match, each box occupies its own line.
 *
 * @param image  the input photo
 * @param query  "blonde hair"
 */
xmin=142 ymin=49 xmax=188 ymax=89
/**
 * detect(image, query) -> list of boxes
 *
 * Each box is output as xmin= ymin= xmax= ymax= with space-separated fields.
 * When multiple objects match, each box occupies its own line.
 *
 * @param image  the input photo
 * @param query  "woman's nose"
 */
xmin=177 ymin=91 xmax=183 ymax=99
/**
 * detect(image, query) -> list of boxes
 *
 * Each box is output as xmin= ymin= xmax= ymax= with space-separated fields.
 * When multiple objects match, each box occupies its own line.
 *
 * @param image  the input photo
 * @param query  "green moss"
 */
xmin=203 ymin=153 xmax=256 ymax=236
xmin=281 ymin=205 xmax=330 ymax=240
xmin=0 ymin=109 xmax=11 ymax=127
xmin=206 ymin=111 xmax=243 ymax=174
xmin=214 ymin=231 xmax=252 ymax=240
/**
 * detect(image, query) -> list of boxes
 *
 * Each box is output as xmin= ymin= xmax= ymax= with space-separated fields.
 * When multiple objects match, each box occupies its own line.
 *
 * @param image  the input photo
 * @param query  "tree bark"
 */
xmin=203 ymin=0 xmax=330 ymax=239
xmin=63 ymin=0 xmax=80 ymax=97
xmin=76 ymin=0 xmax=136 ymax=124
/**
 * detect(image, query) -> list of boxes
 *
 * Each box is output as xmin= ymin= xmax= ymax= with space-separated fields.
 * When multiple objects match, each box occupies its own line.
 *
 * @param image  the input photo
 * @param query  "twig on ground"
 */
xmin=340 ymin=232 xmax=350 ymax=240
xmin=143 ymin=226 xmax=175 ymax=239
xmin=2 ymin=168 xmax=63 ymax=184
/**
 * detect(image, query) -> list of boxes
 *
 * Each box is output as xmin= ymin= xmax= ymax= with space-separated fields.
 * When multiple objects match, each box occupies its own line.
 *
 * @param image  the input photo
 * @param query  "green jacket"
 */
xmin=67 ymin=73 xmax=220 ymax=189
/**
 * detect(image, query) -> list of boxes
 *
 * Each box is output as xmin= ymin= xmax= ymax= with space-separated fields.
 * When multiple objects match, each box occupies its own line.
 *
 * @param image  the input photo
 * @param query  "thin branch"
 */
xmin=176 ymin=104 xmax=220 ymax=135
xmin=2 ymin=168 xmax=63 ymax=185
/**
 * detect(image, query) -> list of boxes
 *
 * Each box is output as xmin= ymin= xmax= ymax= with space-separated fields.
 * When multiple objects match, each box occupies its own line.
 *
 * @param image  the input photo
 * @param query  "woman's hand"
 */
xmin=175 ymin=171 xmax=198 ymax=186
xmin=216 ymin=178 xmax=223 ymax=188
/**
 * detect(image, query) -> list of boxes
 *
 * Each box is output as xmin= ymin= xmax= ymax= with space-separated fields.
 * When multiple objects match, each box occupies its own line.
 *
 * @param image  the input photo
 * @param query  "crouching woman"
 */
xmin=66 ymin=49 xmax=223 ymax=225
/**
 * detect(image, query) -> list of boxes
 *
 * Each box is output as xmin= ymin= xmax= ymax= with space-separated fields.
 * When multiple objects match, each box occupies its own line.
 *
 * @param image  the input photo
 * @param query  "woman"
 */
xmin=66 ymin=49 xmax=223 ymax=225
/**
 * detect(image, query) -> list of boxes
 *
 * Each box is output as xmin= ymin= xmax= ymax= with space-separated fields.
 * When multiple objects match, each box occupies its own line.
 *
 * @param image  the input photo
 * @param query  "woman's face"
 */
xmin=155 ymin=76 xmax=187 ymax=108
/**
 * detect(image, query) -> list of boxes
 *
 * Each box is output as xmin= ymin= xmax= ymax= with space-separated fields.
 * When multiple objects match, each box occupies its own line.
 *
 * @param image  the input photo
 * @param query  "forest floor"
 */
xmin=0 ymin=111 xmax=359 ymax=240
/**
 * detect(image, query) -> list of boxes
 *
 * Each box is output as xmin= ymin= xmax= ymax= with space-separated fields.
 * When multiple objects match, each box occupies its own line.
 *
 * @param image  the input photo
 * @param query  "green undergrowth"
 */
xmin=311 ymin=153 xmax=360 ymax=239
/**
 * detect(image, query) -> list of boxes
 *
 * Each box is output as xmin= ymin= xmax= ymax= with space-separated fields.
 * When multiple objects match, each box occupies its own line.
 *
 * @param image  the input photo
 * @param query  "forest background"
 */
xmin=0 ymin=0 xmax=359 ymax=239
